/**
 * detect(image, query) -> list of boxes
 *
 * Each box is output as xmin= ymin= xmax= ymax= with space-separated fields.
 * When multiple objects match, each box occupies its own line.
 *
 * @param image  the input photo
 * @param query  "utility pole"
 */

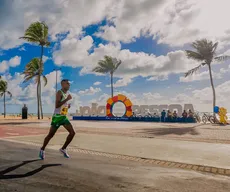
xmin=53 ymin=68 xmax=61 ymax=98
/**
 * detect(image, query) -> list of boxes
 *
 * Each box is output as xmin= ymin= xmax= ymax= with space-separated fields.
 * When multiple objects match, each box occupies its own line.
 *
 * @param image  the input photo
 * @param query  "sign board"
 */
xmin=75 ymin=94 xmax=194 ymax=117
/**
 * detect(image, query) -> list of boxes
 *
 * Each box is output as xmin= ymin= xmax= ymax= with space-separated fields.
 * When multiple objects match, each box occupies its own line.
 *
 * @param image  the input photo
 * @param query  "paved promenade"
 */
xmin=4 ymin=132 xmax=230 ymax=170
xmin=2 ymin=140 xmax=230 ymax=192
xmin=1 ymin=120 xmax=230 ymax=172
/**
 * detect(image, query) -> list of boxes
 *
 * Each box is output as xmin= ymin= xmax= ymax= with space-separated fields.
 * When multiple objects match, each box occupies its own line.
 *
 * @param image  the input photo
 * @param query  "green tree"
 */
xmin=185 ymin=39 xmax=229 ymax=114
xmin=23 ymin=58 xmax=48 ymax=120
xmin=20 ymin=21 xmax=50 ymax=119
xmin=0 ymin=79 xmax=12 ymax=118
xmin=93 ymin=56 xmax=122 ymax=97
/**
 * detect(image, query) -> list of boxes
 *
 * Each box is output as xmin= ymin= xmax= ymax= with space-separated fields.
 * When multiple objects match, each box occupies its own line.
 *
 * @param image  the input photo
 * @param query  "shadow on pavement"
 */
xmin=0 ymin=159 xmax=62 ymax=180
xmin=138 ymin=127 xmax=200 ymax=136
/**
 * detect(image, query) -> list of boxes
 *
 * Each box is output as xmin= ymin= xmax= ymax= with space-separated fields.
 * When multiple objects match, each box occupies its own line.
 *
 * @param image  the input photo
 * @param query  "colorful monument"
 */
xmin=106 ymin=94 xmax=133 ymax=117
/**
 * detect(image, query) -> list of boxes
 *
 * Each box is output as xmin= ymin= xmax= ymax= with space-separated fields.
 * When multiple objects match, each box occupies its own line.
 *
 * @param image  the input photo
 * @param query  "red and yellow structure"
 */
xmin=106 ymin=94 xmax=132 ymax=117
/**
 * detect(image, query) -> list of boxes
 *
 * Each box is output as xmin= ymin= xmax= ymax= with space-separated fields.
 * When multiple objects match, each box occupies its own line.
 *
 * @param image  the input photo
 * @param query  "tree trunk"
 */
xmin=40 ymin=45 xmax=44 ymax=119
xmin=208 ymin=64 xmax=216 ymax=115
xmin=37 ymin=79 xmax=40 ymax=120
xmin=3 ymin=92 xmax=5 ymax=118
xmin=110 ymin=72 xmax=113 ymax=98
xmin=39 ymin=78 xmax=43 ymax=119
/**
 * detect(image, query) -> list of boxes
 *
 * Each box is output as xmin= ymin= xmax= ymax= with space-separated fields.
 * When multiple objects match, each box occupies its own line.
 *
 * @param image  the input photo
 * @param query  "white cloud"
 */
xmin=171 ymin=80 xmax=230 ymax=112
xmin=106 ymin=78 xmax=132 ymax=88
xmin=43 ymin=55 xmax=51 ymax=63
xmin=0 ymin=0 xmax=115 ymax=50
xmin=54 ymin=41 xmax=200 ymax=80
xmin=78 ymin=86 xmax=101 ymax=96
xmin=0 ymin=71 xmax=80 ymax=113
xmin=89 ymin=80 xmax=230 ymax=113
xmin=93 ymin=81 xmax=102 ymax=86
xmin=19 ymin=46 xmax=26 ymax=51
xmin=219 ymin=65 xmax=230 ymax=74
xmin=179 ymin=70 xmax=222 ymax=82
xmin=1 ymin=0 xmax=230 ymax=51
xmin=95 ymin=0 xmax=230 ymax=50
xmin=53 ymin=35 xmax=94 ymax=67
xmin=147 ymin=75 xmax=168 ymax=81
xmin=0 ymin=56 xmax=21 ymax=73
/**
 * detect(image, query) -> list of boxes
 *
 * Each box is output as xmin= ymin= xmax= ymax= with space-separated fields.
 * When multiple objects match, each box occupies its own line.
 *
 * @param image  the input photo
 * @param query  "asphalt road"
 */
xmin=1 ymin=140 xmax=230 ymax=192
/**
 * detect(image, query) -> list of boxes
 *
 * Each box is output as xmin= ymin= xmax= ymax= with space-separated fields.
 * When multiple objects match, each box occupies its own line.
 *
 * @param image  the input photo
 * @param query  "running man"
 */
xmin=39 ymin=79 xmax=75 ymax=159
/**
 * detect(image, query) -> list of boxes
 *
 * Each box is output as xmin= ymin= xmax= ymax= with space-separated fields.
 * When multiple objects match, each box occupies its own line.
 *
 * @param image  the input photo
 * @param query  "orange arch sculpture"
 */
xmin=106 ymin=94 xmax=133 ymax=117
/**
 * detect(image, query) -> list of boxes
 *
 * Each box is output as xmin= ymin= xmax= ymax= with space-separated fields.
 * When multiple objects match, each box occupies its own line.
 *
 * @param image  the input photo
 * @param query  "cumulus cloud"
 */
xmin=0 ymin=56 xmax=21 ymax=73
xmin=179 ymin=70 xmax=222 ymax=82
xmin=0 ymin=71 xmax=80 ymax=113
xmin=78 ymin=86 xmax=101 ymax=96
xmin=106 ymin=78 xmax=133 ymax=88
xmin=93 ymin=81 xmax=102 ymax=86
xmin=43 ymin=55 xmax=51 ymax=63
xmin=0 ymin=0 xmax=113 ymax=50
xmin=54 ymin=41 xmax=199 ymax=80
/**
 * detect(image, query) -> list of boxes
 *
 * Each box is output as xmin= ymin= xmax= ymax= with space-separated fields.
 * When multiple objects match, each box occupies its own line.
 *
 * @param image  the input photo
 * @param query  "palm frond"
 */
xmin=214 ymin=55 xmax=230 ymax=62
xmin=0 ymin=92 xmax=3 ymax=97
xmin=23 ymin=75 xmax=36 ymax=83
xmin=20 ymin=21 xmax=50 ymax=46
xmin=114 ymin=59 xmax=122 ymax=71
xmin=92 ymin=66 xmax=108 ymax=73
xmin=42 ymin=75 xmax=48 ymax=86
xmin=189 ymin=39 xmax=218 ymax=63
xmin=185 ymin=50 xmax=205 ymax=61
xmin=7 ymin=91 xmax=12 ymax=97
xmin=184 ymin=64 xmax=203 ymax=77
xmin=19 ymin=36 xmax=38 ymax=43
xmin=212 ymin=42 xmax=218 ymax=54
xmin=93 ymin=55 xmax=122 ymax=75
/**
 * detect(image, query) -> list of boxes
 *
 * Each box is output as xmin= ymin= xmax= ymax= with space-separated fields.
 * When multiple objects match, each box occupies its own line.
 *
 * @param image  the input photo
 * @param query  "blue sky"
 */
xmin=1 ymin=0 xmax=230 ymax=114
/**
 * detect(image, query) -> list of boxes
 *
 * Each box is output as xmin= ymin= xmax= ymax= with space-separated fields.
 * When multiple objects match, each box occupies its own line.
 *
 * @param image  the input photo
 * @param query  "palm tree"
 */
xmin=185 ymin=39 xmax=229 ymax=114
xmin=20 ymin=21 xmax=50 ymax=119
xmin=0 ymin=79 xmax=12 ymax=118
xmin=93 ymin=56 xmax=122 ymax=97
xmin=22 ymin=58 xmax=48 ymax=120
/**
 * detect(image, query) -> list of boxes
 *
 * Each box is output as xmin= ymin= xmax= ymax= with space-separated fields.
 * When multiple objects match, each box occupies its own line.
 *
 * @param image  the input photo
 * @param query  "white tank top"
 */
xmin=54 ymin=90 xmax=69 ymax=116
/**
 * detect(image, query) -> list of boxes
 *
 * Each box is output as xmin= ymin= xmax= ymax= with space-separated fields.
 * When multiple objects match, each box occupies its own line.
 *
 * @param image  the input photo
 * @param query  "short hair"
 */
xmin=61 ymin=79 xmax=69 ymax=84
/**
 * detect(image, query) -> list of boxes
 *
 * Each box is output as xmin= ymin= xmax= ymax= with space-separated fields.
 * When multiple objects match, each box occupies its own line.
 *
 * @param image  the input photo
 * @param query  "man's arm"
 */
xmin=55 ymin=91 xmax=69 ymax=108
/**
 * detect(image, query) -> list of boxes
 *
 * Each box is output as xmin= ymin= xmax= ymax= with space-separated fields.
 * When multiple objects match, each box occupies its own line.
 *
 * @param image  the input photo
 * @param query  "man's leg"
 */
xmin=62 ymin=123 xmax=75 ymax=150
xmin=41 ymin=126 xmax=57 ymax=151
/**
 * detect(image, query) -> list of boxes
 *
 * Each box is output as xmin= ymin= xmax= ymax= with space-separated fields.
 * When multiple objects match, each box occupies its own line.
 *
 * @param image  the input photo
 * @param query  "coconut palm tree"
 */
xmin=22 ymin=58 xmax=48 ymax=120
xmin=185 ymin=39 xmax=229 ymax=115
xmin=20 ymin=21 xmax=50 ymax=119
xmin=93 ymin=56 xmax=122 ymax=97
xmin=0 ymin=79 xmax=12 ymax=118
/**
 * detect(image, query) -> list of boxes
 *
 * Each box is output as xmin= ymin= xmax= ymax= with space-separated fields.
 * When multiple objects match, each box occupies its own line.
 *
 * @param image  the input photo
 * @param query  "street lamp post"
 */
xmin=53 ymin=68 xmax=61 ymax=99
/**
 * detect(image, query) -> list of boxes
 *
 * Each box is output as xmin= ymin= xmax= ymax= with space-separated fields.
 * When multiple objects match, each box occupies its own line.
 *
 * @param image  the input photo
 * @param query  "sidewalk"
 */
xmin=4 ymin=132 xmax=230 ymax=169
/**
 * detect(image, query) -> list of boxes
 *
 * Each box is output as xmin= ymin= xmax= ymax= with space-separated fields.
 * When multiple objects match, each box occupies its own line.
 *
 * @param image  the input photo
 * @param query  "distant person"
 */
xmin=22 ymin=104 xmax=28 ymax=119
xmin=188 ymin=109 xmax=194 ymax=118
xmin=167 ymin=110 xmax=173 ymax=122
xmin=39 ymin=79 xmax=75 ymax=160
xmin=173 ymin=110 xmax=178 ymax=121
xmin=182 ymin=110 xmax=188 ymax=122
xmin=161 ymin=110 xmax=166 ymax=122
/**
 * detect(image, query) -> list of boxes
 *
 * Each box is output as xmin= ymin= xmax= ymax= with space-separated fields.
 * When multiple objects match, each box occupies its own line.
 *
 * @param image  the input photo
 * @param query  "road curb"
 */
xmin=1 ymin=138 xmax=230 ymax=177
xmin=67 ymin=147 xmax=230 ymax=177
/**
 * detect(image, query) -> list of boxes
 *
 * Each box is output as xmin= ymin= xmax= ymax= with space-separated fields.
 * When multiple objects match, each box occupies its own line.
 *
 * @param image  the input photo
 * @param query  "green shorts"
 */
xmin=51 ymin=114 xmax=70 ymax=129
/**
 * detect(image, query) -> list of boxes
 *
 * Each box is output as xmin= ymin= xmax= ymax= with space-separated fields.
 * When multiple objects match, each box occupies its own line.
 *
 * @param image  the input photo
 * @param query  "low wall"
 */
xmin=72 ymin=116 xmax=196 ymax=123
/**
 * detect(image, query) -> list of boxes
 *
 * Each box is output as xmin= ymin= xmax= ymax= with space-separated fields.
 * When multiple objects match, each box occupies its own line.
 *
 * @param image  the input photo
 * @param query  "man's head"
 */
xmin=61 ymin=79 xmax=70 ymax=91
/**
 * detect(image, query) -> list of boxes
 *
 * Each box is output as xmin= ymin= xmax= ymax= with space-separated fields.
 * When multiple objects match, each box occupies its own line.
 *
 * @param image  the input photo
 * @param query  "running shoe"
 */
xmin=39 ymin=149 xmax=45 ymax=160
xmin=59 ymin=148 xmax=70 ymax=158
